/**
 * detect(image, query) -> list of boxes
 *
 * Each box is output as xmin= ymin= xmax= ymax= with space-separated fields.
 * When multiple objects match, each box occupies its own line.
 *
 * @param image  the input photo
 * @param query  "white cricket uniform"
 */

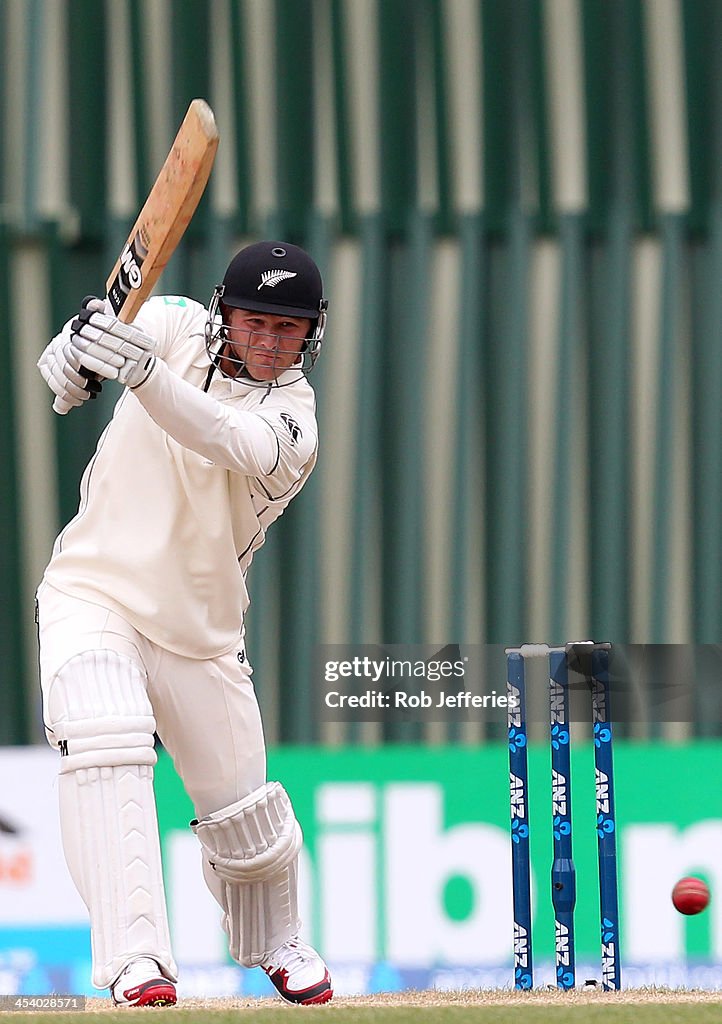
xmin=43 ymin=294 xmax=318 ymax=658
xmin=36 ymin=294 xmax=321 ymax=991
xmin=38 ymin=294 xmax=318 ymax=812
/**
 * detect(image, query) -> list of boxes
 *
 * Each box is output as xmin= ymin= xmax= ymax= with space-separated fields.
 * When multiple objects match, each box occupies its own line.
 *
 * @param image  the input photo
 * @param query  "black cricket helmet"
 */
xmin=205 ymin=241 xmax=327 ymax=383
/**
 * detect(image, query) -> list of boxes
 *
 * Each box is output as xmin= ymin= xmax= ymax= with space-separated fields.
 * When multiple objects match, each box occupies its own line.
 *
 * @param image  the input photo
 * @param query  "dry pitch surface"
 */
xmin=2 ymin=989 xmax=722 ymax=1024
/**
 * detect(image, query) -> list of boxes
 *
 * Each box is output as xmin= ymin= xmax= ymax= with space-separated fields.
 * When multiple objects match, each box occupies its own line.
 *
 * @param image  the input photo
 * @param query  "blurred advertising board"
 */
xmin=0 ymin=743 xmax=721 ymax=994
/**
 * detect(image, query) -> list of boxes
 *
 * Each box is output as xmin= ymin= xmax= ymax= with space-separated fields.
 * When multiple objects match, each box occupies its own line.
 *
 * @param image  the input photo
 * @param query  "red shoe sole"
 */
xmin=116 ymin=981 xmax=177 ymax=1007
xmin=300 ymin=988 xmax=333 ymax=1005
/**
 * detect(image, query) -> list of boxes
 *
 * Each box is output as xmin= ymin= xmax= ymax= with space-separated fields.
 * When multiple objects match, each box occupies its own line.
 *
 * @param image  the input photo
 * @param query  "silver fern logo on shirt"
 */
xmin=280 ymin=412 xmax=302 ymax=444
xmin=258 ymin=270 xmax=297 ymax=290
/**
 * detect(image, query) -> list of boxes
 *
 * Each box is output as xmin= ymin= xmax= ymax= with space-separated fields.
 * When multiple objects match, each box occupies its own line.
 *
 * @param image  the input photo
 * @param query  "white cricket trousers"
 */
xmin=37 ymin=581 xmax=267 ymax=815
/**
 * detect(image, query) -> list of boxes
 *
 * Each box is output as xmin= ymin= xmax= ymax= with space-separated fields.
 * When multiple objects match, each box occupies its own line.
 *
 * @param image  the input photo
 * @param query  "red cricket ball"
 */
xmin=671 ymin=877 xmax=710 ymax=915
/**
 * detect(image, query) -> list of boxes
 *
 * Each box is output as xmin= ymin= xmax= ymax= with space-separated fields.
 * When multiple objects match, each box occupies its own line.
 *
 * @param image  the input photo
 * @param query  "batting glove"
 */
xmin=71 ymin=296 xmax=157 ymax=389
xmin=37 ymin=331 xmax=103 ymax=415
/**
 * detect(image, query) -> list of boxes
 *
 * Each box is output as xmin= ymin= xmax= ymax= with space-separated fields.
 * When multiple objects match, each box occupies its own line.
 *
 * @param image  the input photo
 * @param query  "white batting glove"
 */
xmin=71 ymin=296 xmax=157 ymax=389
xmin=37 ymin=332 xmax=103 ymax=415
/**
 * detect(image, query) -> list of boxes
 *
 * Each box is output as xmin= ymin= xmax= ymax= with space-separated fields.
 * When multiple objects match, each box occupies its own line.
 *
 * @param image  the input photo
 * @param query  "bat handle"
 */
xmin=77 ymin=297 xmax=105 ymax=398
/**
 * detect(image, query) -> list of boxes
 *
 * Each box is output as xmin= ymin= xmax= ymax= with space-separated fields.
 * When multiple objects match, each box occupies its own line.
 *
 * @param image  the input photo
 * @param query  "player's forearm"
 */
xmin=131 ymin=359 xmax=278 ymax=475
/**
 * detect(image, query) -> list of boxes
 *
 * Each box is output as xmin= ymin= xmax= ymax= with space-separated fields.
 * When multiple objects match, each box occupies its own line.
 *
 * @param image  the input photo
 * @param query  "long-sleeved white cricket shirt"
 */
xmin=43 ymin=295 xmax=318 ymax=658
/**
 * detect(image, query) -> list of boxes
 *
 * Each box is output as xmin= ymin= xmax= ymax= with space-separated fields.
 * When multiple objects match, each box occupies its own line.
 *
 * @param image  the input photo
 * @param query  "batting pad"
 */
xmin=49 ymin=651 xmax=177 ymax=988
xmin=193 ymin=782 xmax=302 ymax=966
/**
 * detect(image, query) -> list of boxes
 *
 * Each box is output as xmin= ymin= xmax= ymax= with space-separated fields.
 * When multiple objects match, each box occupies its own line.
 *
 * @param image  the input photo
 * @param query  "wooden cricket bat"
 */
xmin=105 ymin=98 xmax=219 ymax=323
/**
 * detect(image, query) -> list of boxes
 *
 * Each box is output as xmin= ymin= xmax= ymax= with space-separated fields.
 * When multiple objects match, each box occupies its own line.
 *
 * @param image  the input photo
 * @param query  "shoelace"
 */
xmin=266 ymin=940 xmax=315 ymax=972
xmin=113 ymin=956 xmax=165 ymax=995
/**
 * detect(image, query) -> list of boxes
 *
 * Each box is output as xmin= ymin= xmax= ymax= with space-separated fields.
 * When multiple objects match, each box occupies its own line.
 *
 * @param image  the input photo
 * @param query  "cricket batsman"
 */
xmin=35 ymin=241 xmax=333 ymax=1007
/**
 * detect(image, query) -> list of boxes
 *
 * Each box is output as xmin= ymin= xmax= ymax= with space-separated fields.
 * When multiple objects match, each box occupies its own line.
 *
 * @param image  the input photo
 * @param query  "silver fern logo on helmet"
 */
xmin=258 ymin=270 xmax=297 ymax=290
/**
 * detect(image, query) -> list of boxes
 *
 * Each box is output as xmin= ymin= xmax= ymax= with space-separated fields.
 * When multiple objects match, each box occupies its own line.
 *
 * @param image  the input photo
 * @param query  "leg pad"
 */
xmin=193 ymin=782 xmax=302 ymax=966
xmin=48 ymin=651 xmax=176 ymax=988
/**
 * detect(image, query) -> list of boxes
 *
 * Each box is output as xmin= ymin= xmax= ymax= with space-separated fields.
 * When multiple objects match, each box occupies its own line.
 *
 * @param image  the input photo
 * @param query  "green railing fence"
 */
xmin=2 ymin=0 xmax=722 ymax=743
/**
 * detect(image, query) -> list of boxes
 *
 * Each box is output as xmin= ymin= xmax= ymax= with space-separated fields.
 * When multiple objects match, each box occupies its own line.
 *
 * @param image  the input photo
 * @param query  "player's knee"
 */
xmin=192 ymin=781 xmax=302 ymax=883
xmin=46 ymin=650 xmax=156 ymax=773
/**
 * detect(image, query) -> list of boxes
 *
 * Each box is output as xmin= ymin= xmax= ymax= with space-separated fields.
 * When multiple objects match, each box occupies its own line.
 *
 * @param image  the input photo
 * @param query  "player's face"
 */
xmin=222 ymin=308 xmax=312 ymax=381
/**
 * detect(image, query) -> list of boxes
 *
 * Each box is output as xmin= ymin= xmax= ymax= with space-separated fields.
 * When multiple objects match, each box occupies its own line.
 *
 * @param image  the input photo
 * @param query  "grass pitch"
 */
xmin=2 ymin=989 xmax=722 ymax=1024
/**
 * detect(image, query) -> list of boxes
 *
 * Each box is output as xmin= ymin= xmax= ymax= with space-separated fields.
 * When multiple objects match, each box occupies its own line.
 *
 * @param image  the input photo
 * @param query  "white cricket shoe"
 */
xmin=261 ymin=937 xmax=333 ymax=1005
xmin=110 ymin=956 xmax=177 ymax=1007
